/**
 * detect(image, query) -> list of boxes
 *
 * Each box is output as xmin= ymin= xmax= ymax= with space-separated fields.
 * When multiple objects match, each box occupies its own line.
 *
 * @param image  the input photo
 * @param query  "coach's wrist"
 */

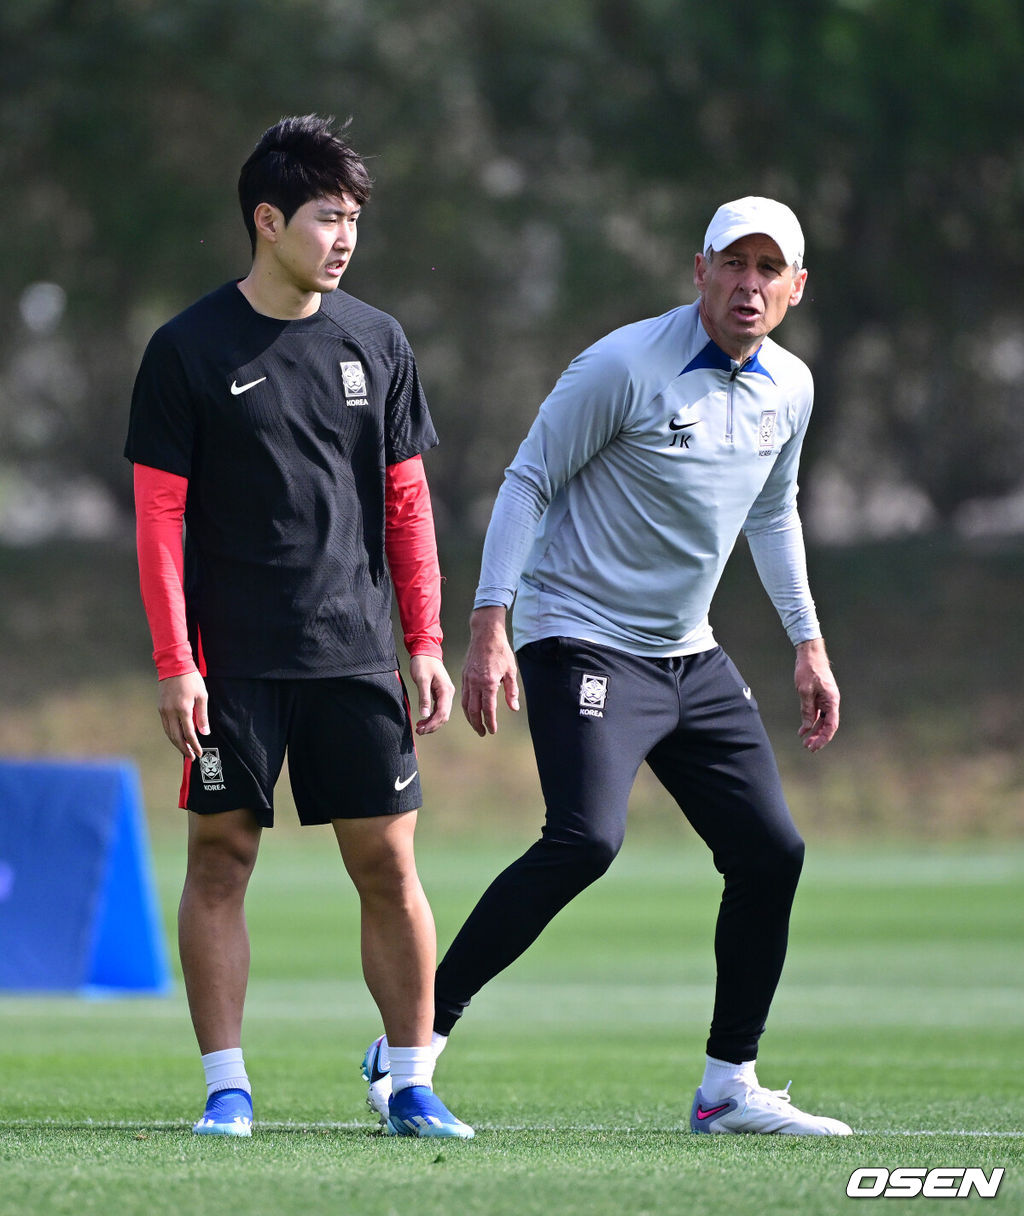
xmin=469 ymin=603 xmax=507 ymax=630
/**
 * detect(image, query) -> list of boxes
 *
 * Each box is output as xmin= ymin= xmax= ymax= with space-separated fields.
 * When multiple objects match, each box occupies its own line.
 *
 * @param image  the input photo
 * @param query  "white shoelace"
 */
xmin=753 ymin=1080 xmax=793 ymax=1107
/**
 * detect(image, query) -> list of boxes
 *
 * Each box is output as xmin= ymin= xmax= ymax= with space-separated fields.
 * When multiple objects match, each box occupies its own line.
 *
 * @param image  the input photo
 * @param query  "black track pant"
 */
xmin=434 ymin=637 xmax=805 ymax=1063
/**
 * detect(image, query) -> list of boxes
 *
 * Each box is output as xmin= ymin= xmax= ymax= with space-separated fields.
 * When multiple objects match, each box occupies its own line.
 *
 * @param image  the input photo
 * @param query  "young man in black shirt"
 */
xmin=125 ymin=115 xmax=472 ymax=1139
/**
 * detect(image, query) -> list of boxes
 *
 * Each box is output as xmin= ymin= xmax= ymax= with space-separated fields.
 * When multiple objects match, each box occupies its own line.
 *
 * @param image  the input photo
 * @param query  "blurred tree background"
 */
xmin=1 ymin=0 xmax=1022 ymax=835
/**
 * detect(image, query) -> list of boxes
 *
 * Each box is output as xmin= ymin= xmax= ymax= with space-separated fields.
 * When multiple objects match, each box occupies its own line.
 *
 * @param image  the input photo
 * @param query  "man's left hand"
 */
xmin=794 ymin=638 xmax=840 ymax=752
xmin=409 ymin=654 xmax=455 ymax=735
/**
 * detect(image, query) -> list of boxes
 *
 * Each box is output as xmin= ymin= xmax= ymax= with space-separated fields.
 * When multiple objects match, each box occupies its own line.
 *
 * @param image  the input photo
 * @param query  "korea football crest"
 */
xmin=758 ymin=410 xmax=778 ymax=456
xmin=578 ymin=673 xmax=609 ymax=719
xmin=198 ymin=748 xmax=226 ymax=791
xmin=339 ymin=360 xmax=369 ymax=407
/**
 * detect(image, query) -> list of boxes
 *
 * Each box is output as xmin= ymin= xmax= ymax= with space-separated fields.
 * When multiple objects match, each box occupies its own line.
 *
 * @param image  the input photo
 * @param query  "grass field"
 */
xmin=1 ymin=831 xmax=1021 ymax=1215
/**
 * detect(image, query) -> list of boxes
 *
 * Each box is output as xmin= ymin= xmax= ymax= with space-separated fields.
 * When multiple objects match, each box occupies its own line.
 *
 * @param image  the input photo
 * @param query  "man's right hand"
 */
xmin=461 ymin=605 xmax=520 ymax=737
xmin=157 ymin=670 xmax=209 ymax=759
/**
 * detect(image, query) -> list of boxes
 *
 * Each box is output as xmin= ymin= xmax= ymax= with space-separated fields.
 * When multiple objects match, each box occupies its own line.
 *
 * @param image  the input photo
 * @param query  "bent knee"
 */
xmin=540 ymin=830 xmax=622 ymax=881
xmin=773 ymin=831 xmax=805 ymax=877
xmin=718 ymin=826 xmax=804 ymax=878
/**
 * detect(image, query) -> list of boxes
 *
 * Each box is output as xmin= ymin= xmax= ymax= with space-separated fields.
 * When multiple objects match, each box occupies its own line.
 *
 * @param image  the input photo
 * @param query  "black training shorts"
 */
xmin=179 ymin=671 xmax=422 ymax=826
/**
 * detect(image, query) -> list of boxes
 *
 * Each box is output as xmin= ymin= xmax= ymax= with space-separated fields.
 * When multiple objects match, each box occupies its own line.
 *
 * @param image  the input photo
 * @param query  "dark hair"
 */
xmin=237 ymin=114 xmax=373 ymax=253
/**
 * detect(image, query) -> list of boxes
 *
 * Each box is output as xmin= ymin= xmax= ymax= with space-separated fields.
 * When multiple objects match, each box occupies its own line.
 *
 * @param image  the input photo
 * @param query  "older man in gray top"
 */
xmin=365 ymin=196 xmax=852 ymax=1136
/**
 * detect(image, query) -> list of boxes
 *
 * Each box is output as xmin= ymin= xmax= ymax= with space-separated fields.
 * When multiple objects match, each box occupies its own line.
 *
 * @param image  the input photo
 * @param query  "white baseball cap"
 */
xmin=703 ymin=196 xmax=805 ymax=268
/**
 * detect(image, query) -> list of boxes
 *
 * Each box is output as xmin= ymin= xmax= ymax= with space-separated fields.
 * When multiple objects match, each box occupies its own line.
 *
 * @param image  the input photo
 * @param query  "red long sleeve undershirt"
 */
xmin=133 ymin=456 xmax=444 ymax=681
xmin=383 ymin=455 xmax=445 ymax=661
xmin=133 ymin=463 xmax=195 ymax=680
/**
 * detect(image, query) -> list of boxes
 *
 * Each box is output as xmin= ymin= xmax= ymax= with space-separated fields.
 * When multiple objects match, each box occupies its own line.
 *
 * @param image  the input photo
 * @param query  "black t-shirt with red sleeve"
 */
xmin=124 ymin=282 xmax=438 ymax=678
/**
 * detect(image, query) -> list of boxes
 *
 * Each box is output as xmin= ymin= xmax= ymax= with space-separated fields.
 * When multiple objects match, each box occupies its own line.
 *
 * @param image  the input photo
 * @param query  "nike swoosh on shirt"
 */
xmin=230 ymin=377 xmax=267 ymax=395
xmin=394 ymin=772 xmax=418 ymax=791
xmin=668 ymin=418 xmax=702 ymax=430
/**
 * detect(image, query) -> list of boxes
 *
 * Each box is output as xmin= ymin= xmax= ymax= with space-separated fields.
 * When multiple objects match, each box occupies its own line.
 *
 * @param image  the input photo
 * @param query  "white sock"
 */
xmin=201 ymin=1047 xmax=251 ymax=1097
xmin=700 ymin=1055 xmax=757 ymax=1101
xmin=389 ymin=1045 xmax=435 ymax=1093
xmin=378 ymin=1032 xmax=447 ymax=1072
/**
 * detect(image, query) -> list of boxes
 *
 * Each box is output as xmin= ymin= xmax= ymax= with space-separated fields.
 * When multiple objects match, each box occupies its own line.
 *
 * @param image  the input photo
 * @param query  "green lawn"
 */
xmin=1 ymin=833 xmax=1021 ymax=1215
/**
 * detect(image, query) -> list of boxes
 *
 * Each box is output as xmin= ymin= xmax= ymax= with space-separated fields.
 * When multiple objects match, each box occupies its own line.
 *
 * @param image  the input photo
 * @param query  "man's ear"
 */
xmin=789 ymin=267 xmax=808 ymax=306
xmin=251 ymin=202 xmax=284 ymax=244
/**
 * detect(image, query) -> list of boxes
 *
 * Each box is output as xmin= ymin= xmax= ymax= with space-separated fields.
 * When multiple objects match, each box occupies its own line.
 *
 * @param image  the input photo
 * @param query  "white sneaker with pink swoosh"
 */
xmin=691 ymin=1080 xmax=852 ymax=1135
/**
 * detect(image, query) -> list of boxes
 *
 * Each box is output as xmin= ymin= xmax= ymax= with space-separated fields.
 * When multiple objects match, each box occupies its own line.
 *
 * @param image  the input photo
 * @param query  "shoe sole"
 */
xmin=386 ymin=1117 xmax=474 ymax=1139
xmin=192 ymin=1122 xmax=252 ymax=1137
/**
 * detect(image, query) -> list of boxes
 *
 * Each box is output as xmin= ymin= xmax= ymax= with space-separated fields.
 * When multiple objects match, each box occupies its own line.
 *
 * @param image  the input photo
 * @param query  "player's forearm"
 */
xmin=133 ymin=463 xmax=197 ymax=679
xmin=385 ymin=456 xmax=444 ymax=659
